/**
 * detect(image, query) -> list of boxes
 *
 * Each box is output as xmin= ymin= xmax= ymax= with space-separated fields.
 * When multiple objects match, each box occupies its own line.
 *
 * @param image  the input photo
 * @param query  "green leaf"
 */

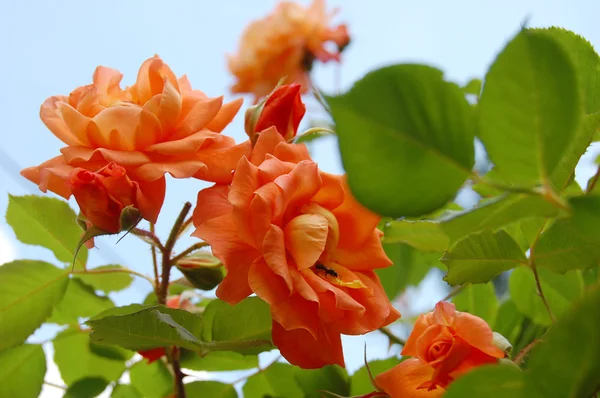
xmin=89 ymin=343 xmax=134 ymax=361
xmin=129 ymin=360 xmax=173 ymax=398
xmin=0 ymin=344 xmax=46 ymax=398
xmin=494 ymin=300 xmax=525 ymax=346
xmin=295 ymin=366 xmax=350 ymax=398
xmin=550 ymin=112 xmax=600 ymax=190
xmin=350 ymin=358 xmax=399 ymax=396
xmin=88 ymin=306 xmax=204 ymax=352
xmin=78 ymin=265 xmax=134 ymax=293
xmin=329 ymin=64 xmax=475 ymax=217
xmin=441 ymin=230 xmax=527 ymax=285
xmin=180 ymin=350 xmax=258 ymax=371
xmin=452 ymin=282 xmax=498 ymax=327
xmin=509 ymin=267 xmax=584 ymax=326
xmin=64 ymin=377 xmax=109 ymax=398
xmin=53 ymin=329 xmax=126 ymax=385
xmin=0 ymin=260 xmax=69 ymax=350
xmin=382 ymin=220 xmax=448 ymax=251
xmin=49 ymin=278 xmax=114 ymax=325
xmin=534 ymin=218 xmax=600 ymax=273
xmin=528 ymin=285 xmax=600 ymax=397
xmin=89 ymin=303 xmax=148 ymax=320
xmin=377 ymin=243 xmax=442 ymax=300
xmin=6 ymin=195 xmax=88 ymax=268
xmin=444 ymin=364 xmax=534 ymax=397
xmin=440 ymin=194 xmax=559 ymax=244
xmin=204 ymin=297 xmax=273 ymax=354
xmin=111 ymin=384 xmax=143 ymax=398
xmin=478 ymin=29 xmax=580 ymax=186
xmin=295 ymin=128 xmax=335 ymax=144
xmin=567 ymin=195 xmax=600 ymax=240
xmin=243 ymin=363 xmax=303 ymax=398
xmin=185 ymin=381 xmax=238 ymax=398
xmin=462 ymin=78 xmax=482 ymax=96
xmin=532 ymin=27 xmax=600 ymax=115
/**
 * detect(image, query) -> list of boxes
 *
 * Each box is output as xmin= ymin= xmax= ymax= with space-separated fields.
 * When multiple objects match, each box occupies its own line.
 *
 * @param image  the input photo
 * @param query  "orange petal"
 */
xmin=154 ymin=80 xmax=183 ymax=134
xmin=273 ymin=160 xmax=321 ymax=213
xmin=402 ymin=313 xmax=436 ymax=357
xmin=56 ymin=102 xmax=92 ymax=146
xmin=284 ymin=214 xmax=328 ymax=269
xmin=433 ymin=302 xmax=456 ymax=326
xmin=273 ymin=139 xmax=312 ymax=163
xmin=248 ymin=258 xmax=291 ymax=305
xmin=135 ymin=177 xmax=166 ymax=224
xmin=249 ymin=182 xmax=282 ymax=246
xmin=429 ymin=336 xmax=472 ymax=385
xmin=272 ymin=320 xmax=345 ymax=369
xmin=250 ymin=127 xmax=287 ymax=166
xmin=229 ymin=157 xmax=261 ymax=247
xmin=452 ymin=311 xmax=505 ymax=358
xmin=132 ymin=56 xmax=179 ymax=104
xmin=375 ymin=358 xmax=444 ymax=398
xmin=40 ymin=96 xmax=83 ymax=146
xmin=262 ymin=225 xmax=293 ymax=291
xmin=271 ymin=294 xmax=320 ymax=338
xmin=88 ymin=106 xmax=161 ymax=151
xmin=145 ymin=130 xmax=231 ymax=155
xmin=61 ymin=146 xmax=150 ymax=167
xmin=132 ymin=159 xmax=208 ymax=181
xmin=193 ymin=186 xmax=259 ymax=304
xmin=175 ymin=96 xmax=223 ymax=139
xmin=333 ymin=271 xmax=400 ymax=335
xmin=205 ymin=97 xmax=244 ymax=133
xmin=193 ymin=141 xmax=252 ymax=184
xmin=334 ymin=178 xmax=381 ymax=249
xmin=311 ymin=171 xmax=345 ymax=209
xmin=21 ymin=155 xmax=74 ymax=198
xmin=93 ymin=66 xmax=124 ymax=96
xmin=334 ymin=229 xmax=392 ymax=271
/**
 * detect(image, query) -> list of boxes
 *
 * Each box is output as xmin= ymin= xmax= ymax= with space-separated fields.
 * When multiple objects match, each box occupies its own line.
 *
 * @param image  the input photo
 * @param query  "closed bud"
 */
xmin=176 ymin=252 xmax=224 ymax=290
xmin=254 ymin=83 xmax=306 ymax=141
xmin=119 ymin=205 xmax=142 ymax=232
xmin=492 ymin=332 xmax=512 ymax=357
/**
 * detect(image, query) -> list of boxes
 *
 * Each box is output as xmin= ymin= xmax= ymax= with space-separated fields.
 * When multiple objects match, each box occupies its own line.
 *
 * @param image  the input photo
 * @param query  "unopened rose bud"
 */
xmin=254 ymin=83 xmax=306 ymax=141
xmin=492 ymin=332 xmax=512 ymax=357
xmin=176 ymin=252 xmax=224 ymax=290
xmin=119 ymin=205 xmax=142 ymax=232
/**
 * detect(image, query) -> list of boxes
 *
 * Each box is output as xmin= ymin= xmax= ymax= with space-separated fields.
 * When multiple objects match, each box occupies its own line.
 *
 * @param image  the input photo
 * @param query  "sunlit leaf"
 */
xmin=528 ymin=285 xmax=600 ymax=397
xmin=78 ymin=265 xmax=134 ymax=293
xmin=88 ymin=306 xmax=204 ymax=352
xmin=53 ymin=329 xmax=126 ymax=385
xmin=0 ymin=260 xmax=69 ymax=350
xmin=185 ymin=381 xmax=237 ymax=398
xmin=129 ymin=360 xmax=172 ymax=398
xmin=382 ymin=220 xmax=448 ymax=251
xmin=6 ymin=195 xmax=88 ymax=268
xmin=509 ymin=267 xmax=584 ymax=326
xmin=329 ymin=64 xmax=475 ymax=217
xmin=111 ymin=384 xmax=143 ymax=398
xmin=64 ymin=377 xmax=109 ymax=398
xmin=0 ymin=344 xmax=46 ymax=398
xmin=441 ymin=230 xmax=527 ymax=285
xmin=203 ymin=297 xmax=273 ymax=354
xmin=479 ymin=29 xmax=580 ymax=186
xmin=440 ymin=194 xmax=559 ymax=244
xmin=350 ymin=358 xmax=399 ymax=396
xmin=444 ymin=364 xmax=535 ymax=397
xmin=243 ymin=363 xmax=303 ymax=398
xmin=453 ymin=282 xmax=498 ymax=327
xmin=295 ymin=366 xmax=350 ymax=398
xmin=49 ymin=278 xmax=114 ymax=325
xmin=180 ymin=350 xmax=258 ymax=371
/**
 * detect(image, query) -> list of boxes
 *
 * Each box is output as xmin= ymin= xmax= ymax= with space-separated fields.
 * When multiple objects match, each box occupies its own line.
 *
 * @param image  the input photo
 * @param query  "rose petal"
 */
xmin=205 ymin=98 xmax=244 ymax=133
xmin=174 ymin=96 xmax=223 ymax=139
xmin=272 ymin=320 xmax=344 ymax=369
xmin=262 ymin=225 xmax=293 ymax=290
xmin=452 ymin=311 xmax=505 ymax=358
xmin=375 ymin=358 xmax=444 ymax=398
xmin=21 ymin=156 xmax=74 ymax=198
xmin=40 ymin=96 xmax=83 ymax=146
xmin=248 ymin=258 xmax=291 ymax=305
xmin=284 ymin=214 xmax=328 ymax=270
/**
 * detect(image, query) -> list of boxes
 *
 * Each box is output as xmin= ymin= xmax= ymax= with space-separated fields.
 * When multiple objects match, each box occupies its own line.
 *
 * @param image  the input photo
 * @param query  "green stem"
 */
xmin=176 ymin=217 xmax=194 ymax=239
xmin=158 ymin=202 xmax=192 ymax=306
xmin=587 ymin=166 xmax=600 ymax=193
xmin=531 ymin=263 xmax=556 ymax=324
xmin=379 ymin=327 xmax=406 ymax=346
xmin=150 ymin=223 xmax=159 ymax=296
xmin=72 ymin=267 xmax=154 ymax=287
xmin=44 ymin=381 xmax=66 ymax=390
xmin=170 ymin=242 xmax=210 ymax=265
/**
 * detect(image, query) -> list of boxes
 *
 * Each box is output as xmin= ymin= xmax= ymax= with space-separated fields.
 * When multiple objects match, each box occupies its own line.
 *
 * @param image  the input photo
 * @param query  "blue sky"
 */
xmin=1 ymin=0 xmax=599 ymax=396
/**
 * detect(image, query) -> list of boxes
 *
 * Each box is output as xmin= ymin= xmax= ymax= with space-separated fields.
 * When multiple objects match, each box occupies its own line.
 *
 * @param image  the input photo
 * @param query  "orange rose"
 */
xmin=192 ymin=128 xmax=399 ymax=368
xmin=246 ymin=83 xmax=306 ymax=141
xmin=22 ymin=55 xmax=248 ymax=229
xmin=228 ymin=0 xmax=350 ymax=99
xmin=374 ymin=302 xmax=505 ymax=397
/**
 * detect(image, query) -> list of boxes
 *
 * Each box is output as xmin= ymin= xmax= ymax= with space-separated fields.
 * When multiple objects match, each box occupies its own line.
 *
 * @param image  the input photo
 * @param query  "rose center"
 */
xmin=427 ymin=340 xmax=451 ymax=362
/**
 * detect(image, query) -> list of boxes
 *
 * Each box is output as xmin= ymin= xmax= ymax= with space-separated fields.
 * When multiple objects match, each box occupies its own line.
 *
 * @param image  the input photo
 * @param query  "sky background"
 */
xmin=1 ymin=0 xmax=599 ymax=396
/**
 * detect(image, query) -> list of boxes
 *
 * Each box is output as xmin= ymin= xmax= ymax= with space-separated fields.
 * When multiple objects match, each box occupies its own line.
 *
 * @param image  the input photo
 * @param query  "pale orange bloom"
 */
xmin=228 ymin=0 xmax=350 ymax=99
xmin=374 ymin=302 xmax=505 ymax=397
xmin=193 ymin=128 xmax=399 ymax=368
xmin=22 ymin=56 xmax=248 ymax=230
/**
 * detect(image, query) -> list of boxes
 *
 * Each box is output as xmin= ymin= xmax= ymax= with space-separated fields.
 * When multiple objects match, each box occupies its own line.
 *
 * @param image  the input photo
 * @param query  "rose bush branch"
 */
xmin=378 ymin=327 xmax=406 ymax=346
xmin=170 ymin=242 xmax=210 ymax=265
